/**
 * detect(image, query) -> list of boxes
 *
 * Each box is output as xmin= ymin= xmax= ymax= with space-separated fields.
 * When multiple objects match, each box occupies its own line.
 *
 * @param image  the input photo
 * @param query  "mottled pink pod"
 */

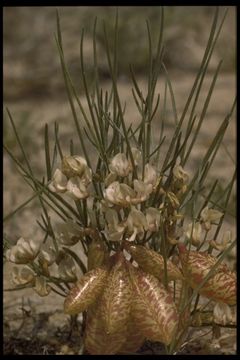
xmin=101 ymin=252 xmax=132 ymax=335
xmin=84 ymin=303 xmax=126 ymax=355
xmin=118 ymin=312 xmax=145 ymax=354
xmin=178 ymin=244 xmax=236 ymax=305
xmin=64 ymin=266 xmax=108 ymax=314
xmin=128 ymin=264 xmax=179 ymax=345
xmin=125 ymin=243 xmax=183 ymax=281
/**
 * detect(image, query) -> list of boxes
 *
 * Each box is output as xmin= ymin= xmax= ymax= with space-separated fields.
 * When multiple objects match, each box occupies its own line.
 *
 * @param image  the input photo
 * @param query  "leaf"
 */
xmin=64 ymin=266 xmax=108 ymax=314
xmin=128 ymin=264 xmax=178 ymax=345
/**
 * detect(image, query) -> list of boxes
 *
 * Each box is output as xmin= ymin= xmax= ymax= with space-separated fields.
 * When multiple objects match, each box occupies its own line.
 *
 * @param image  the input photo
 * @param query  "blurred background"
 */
xmin=3 ymin=7 xmax=236 ymax=355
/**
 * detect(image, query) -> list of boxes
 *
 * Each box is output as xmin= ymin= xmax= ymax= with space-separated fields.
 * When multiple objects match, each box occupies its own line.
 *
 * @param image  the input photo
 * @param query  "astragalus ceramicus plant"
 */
xmin=4 ymin=7 xmax=236 ymax=355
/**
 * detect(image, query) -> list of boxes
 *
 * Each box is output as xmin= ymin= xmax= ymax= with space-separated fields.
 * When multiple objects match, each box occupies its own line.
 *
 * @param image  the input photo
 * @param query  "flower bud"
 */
xmin=62 ymin=155 xmax=88 ymax=178
xmin=6 ymin=237 xmax=41 ymax=264
xmin=58 ymin=254 xmax=77 ymax=282
xmin=185 ymin=222 xmax=202 ymax=246
xmin=200 ymin=206 xmax=223 ymax=231
xmin=173 ymin=164 xmax=189 ymax=184
xmin=109 ymin=153 xmax=131 ymax=177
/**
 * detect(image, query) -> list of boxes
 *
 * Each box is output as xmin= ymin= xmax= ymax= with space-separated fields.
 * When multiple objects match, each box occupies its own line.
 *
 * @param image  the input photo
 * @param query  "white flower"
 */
xmin=213 ymin=302 xmax=233 ymax=326
xmin=38 ymin=245 xmax=56 ymax=266
xmin=62 ymin=155 xmax=88 ymax=178
xmin=132 ymin=179 xmax=153 ymax=203
xmin=200 ymin=206 xmax=223 ymax=230
xmin=131 ymin=147 xmax=142 ymax=166
xmin=210 ymin=230 xmax=232 ymax=252
xmin=104 ymin=209 xmax=126 ymax=241
xmin=126 ymin=207 xmax=148 ymax=241
xmin=12 ymin=266 xmax=35 ymax=285
xmin=146 ymin=207 xmax=161 ymax=232
xmin=109 ymin=153 xmax=131 ymax=177
xmin=49 ymin=156 xmax=92 ymax=200
xmin=104 ymin=181 xmax=135 ymax=207
xmin=143 ymin=163 xmax=158 ymax=187
xmin=58 ymin=254 xmax=77 ymax=282
xmin=56 ymin=220 xmax=83 ymax=246
xmin=33 ymin=276 xmax=51 ymax=297
xmin=173 ymin=164 xmax=189 ymax=184
xmin=48 ymin=169 xmax=68 ymax=193
xmin=185 ymin=222 xmax=202 ymax=246
xmin=6 ymin=237 xmax=41 ymax=264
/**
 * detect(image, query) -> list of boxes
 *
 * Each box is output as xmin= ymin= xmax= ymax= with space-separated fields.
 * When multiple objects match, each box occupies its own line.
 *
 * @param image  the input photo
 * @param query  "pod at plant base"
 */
xmin=118 ymin=312 xmax=145 ymax=354
xmin=128 ymin=263 xmax=179 ymax=345
xmin=178 ymin=243 xmax=236 ymax=305
xmin=84 ymin=302 xmax=126 ymax=354
xmin=125 ymin=243 xmax=183 ymax=281
xmin=64 ymin=266 xmax=108 ymax=314
xmin=101 ymin=252 xmax=132 ymax=335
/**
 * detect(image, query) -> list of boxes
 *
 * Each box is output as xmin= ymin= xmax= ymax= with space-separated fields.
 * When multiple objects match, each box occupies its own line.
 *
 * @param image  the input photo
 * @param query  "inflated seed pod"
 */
xmin=178 ymin=244 xmax=236 ymax=305
xmin=84 ymin=303 xmax=126 ymax=355
xmin=128 ymin=264 xmax=178 ymax=345
xmin=125 ymin=243 xmax=183 ymax=281
xmin=118 ymin=312 xmax=145 ymax=354
xmin=87 ymin=238 xmax=109 ymax=271
xmin=100 ymin=252 xmax=132 ymax=335
xmin=64 ymin=266 xmax=108 ymax=315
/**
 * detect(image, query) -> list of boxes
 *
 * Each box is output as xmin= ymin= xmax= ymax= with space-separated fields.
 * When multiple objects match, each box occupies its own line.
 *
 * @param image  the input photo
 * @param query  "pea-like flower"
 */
xmin=49 ymin=155 xmax=92 ymax=200
xmin=213 ymin=302 xmax=234 ymax=326
xmin=210 ymin=230 xmax=231 ymax=252
xmin=56 ymin=220 xmax=83 ymax=246
xmin=109 ymin=153 xmax=132 ymax=177
xmin=58 ymin=254 xmax=77 ymax=282
xmin=104 ymin=209 xmax=126 ymax=242
xmin=12 ymin=266 xmax=35 ymax=285
xmin=132 ymin=179 xmax=153 ymax=203
xmin=143 ymin=163 xmax=158 ymax=188
xmin=185 ymin=222 xmax=202 ymax=246
xmin=200 ymin=206 xmax=223 ymax=231
xmin=146 ymin=207 xmax=161 ymax=232
xmin=126 ymin=207 xmax=148 ymax=241
xmin=104 ymin=181 xmax=135 ymax=207
xmin=6 ymin=237 xmax=41 ymax=264
xmin=173 ymin=164 xmax=189 ymax=184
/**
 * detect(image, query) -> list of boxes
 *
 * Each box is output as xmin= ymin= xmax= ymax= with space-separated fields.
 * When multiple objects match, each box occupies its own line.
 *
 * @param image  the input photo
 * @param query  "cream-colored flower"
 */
xmin=132 ymin=179 xmax=153 ymax=203
xmin=213 ymin=302 xmax=233 ymax=326
xmin=143 ymin=163 xmax=158 ymax=187
xmin=173 ymin=164 xmax=189 ymax=184
xmin=131 ymin=147 xmax=142 ymax=166
xmin=56 ymin=220 xmax=83 ymax=246
xmin=49 ymin=156 xmax=92 ymax=200
xmin=126 ymin=207 xmax=148 ymax=241
xmin=12 ymin=266 xmax=35 ymax=285
xmin=185 ymin=222 xmax=202 ymax=246
xmin=6 ymin=237 xmax=41 ymax=264
xmin=109 ymin=153 xmax=131 ymax=177
xmin=104 ymin=208 xmax=126 ymax=241
xmin=104 ymin=181 xmax=135 ymax=206
xmin=58 ymin=254 xmax=77 ymax=282
xmin=38 ymin=245 xmax=56 ymax=266
xmin=48 ymin=169 xmax=68 ymax=193
xmin=146 ymin=207 xmax=161 ymax=232
xmin=210 ymin=230 xmax=232 ymax=252
xmin=33 ymin=276 xmax=51 ymax=297
xmin=62 ymin=155 xmax=88 ymax=178
xmin=200 ymin=206 xmax=223 ymax=230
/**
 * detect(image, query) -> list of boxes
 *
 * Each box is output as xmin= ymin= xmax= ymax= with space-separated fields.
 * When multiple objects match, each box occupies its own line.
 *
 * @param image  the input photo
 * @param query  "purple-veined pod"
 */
xmin=84 ymin=303 xmax=126 ymax=355
xmin=128 ymin=264 xmax=179 ymax=345
xmin=118 ymin=311 xmax=145 ymax=354
xmin=178 ymin=244 xmax=236 ymax=305
xmin=64 ymin=266 xmax=108 ymax=315
xmin=101 ymin=252 xmax=132 ymax=335
xmin=125 ymin=243 xmax=183 ymax=282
